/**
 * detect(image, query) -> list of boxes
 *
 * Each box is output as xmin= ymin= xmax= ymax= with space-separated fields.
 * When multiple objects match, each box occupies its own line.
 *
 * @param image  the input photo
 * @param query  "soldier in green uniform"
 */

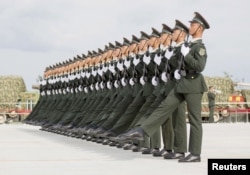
xmin=50 ymin=57 xmax=84 ymax=133
xmin=69 ymin=49 xmax=112 ymax=137
xmin=25 ymin=69 xmax=49 ymax=124
xmin=207 ymin=86 xmax=216 ymax=123
xmin=119 ymin=12 xmax=210 ymax=162
xmin=153 ymin=21 xmax=188 ymax=158
xmin=78 ymin=42 xmax=133 ymax=139
xmin=104 ymin=29 xmax=160 ymax=150
xmin=85 ymin=38 xmax=131 ymax=136
xmin=115 ymin=21 xmax=188 ymax=157
xmin=46 ymin=59 xmax=82 ymax=131
xmin=58 ymin=52 xmax=95 ymax=135
xmin=82 ymin=42 xmax=131 ymax=140
xmin=93 ymin=35 xmax=142 ymax=142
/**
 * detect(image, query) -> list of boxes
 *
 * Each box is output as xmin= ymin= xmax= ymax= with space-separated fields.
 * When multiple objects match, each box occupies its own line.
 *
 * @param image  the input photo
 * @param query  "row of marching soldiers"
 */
xmin=25 ymin=20 xmax=189 ymax=159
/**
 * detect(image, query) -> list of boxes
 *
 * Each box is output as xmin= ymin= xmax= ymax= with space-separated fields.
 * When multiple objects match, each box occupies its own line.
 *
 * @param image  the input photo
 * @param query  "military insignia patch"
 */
xmin=199 ymin=48 xmax=206 ymax=56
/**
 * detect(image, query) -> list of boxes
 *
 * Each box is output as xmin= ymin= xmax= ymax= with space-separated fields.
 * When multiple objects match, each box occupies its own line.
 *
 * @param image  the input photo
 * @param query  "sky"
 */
xmin=0 ymin=0 xmax=250 ymax=91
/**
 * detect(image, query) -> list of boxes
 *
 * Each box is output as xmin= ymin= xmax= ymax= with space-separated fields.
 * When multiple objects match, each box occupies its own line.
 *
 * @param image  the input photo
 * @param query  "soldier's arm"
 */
xmin=168 ymin=48 xmax=180 ymax=69
xmin=211 ymin=93 xmax=216 ymax=100
xmin=184 ymin=45 xmax=207 ymax=72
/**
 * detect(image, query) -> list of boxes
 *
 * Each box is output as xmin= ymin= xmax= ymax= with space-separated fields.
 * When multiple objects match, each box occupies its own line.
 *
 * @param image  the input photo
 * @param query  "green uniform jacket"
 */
xmin=176 ymin=40 xmax=208 ymax=94
xmin=207 ymin=92 xmax=215 ymax=107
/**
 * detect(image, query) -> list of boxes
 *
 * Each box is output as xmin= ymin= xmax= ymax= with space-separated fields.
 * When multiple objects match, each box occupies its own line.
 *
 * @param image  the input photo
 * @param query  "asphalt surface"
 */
xmin=0 ymin=123 xmax=250 ymax=175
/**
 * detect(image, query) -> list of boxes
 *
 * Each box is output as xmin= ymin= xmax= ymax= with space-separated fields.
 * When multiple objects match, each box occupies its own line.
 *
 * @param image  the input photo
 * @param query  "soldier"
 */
xmin=160 ymin=21 xmax=188 ymax=159
xmin=118 ymin=12 xmax=210 ymax=162
xmin=151 ymin=22 xmax=188 ymax=158
xmin=103 ymin=30 xmax=155 ymax=149
xmin=207 ymin=86 xmax=216 ymax=123
xmin=48 ymin=59 xmax=79 ymax=130
xmin=86 ymin=39 xmax=131 ymax=138
xmin=52 ymin=55 xmax=86 ymax=133
xmin=70 ymin=50 xmax=107 ymax=136
xmin=39 ymin=65 xmax=57 ymax=127
xmin=25 ymin=67 xmax=51 ymax=124
xmin=94 ymin=35 xmax=142 ymax=143
xmin=83 ymin=42 xmax=125 ymax=140
xmin=114 ymin=22 xmax=188 ymax=156
xmin=70 ymin=44 xmax=117 ymax=138
xmin=53 ymin=51 xmax=92 ymax=135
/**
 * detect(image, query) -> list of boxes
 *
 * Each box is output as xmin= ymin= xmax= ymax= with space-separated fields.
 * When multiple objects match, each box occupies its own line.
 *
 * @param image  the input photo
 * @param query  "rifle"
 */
xmin=160 ymin=42 xmax=173 ymax=82
xmin=175 ymin=35 xmax=189 ymax=79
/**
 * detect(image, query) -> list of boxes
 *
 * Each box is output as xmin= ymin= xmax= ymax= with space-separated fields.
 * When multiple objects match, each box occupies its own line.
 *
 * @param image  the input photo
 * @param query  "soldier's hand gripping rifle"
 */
xmin=140 ymin=55 xmax=149 ymax=85
xmin=106 ymin=62 xmax=114 ymax=89
xmin=174 ymin=35 xmax=189 ymax=80
xmin=151 ymin=48 xmax=162 ymax=86
xmin=128 ymin=57 xmax=138 ymax=86
xmin=120 ymin=57 xmax=130 ymax=86
xmin=160 ymin=45 xmax=173 ymax=82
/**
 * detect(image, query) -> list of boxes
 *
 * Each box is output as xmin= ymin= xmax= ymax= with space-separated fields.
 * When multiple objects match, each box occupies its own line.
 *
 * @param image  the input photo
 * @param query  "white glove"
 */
xmin=154 ymin=55 xmax=162 ymax=66
xmin=117 ymin=61 xmax=124 ymax=71
xmin=129 ymin=78 xmax=135 ymax=86
xmin=86 ymin=72 xmax=91 ymax=78
xmin=95 ymin=83 xmax=100 ymax=91
xmin=97 ymin=68 xmax=103 ymax=76
xmin=151 ymin=76 xmax=159 ymax=86
xmin=143 ymin=55 xmax=151 ymax=65
xmin=103 ymin=66 xmax=108 ymax=73
xmin=124 ymin=59 xmax=131 ymax=68
xmin=92 ymin=70 xmax=97 ymax=76
xmin=109 ymin=64 xmax=116 ymax=73
xmin=174 ymin=70 xmax=181 ymax=80
xmin=161 ymin=72 xmax=168 ymax=82
xmin=164 ymin=50 xmax=173 ymax=59
xmin=181 ymin=44 xmax=190 ymax=57
xmin=133 ymin=57 xmax=140 ymax=66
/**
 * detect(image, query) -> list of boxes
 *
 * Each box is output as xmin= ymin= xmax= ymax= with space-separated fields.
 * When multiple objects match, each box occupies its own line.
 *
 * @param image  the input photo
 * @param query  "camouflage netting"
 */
xmin=19 ymin=92 xmax=39 ymax=104
xmin=240 ymin=90 xmax=250 ymax=108
xmin=0 ymin=75 xmax=26 ymax=111
xmin=202 ymin=76 xmax=234 ymax=112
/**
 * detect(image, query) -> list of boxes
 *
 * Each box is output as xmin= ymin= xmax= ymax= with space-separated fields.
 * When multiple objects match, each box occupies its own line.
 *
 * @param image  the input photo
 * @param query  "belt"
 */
xmin=186 ymin=70 xmax=200 ymax=74
xmin=185 ymin=70 xmax=200 ymax=79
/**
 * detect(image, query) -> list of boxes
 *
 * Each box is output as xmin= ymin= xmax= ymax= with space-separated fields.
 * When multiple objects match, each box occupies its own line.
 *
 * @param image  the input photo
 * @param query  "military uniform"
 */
xmin=96 ymin=36 xmax=143 ymax=138
xmin=207 ymin=86 xmax=216 ymax=123
xmin=105 ymin=30 xmax=162 ymax=151
xmin=120 ymin=23 xmax=187 ymax=155
xmin=120 ymin=12 xmax=210 ymax=162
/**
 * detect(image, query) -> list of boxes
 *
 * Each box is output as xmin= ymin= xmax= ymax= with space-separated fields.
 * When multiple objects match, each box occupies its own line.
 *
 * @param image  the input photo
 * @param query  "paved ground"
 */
xmin=0 ymin=123 xmax=250 ymax=175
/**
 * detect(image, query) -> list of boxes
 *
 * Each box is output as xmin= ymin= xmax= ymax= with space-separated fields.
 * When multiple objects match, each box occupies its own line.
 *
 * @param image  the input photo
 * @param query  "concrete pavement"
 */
xmin=0 ymin=123 xmax=250 ymax=175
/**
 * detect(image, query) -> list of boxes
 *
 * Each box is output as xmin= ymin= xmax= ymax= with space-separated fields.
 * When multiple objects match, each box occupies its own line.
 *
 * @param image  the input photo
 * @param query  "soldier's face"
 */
xmin=148 ymin=37 xmax=157 ymax=47
xmin=101 ymin=52 xmax=108 ymax=60
xmin=84 ymin=57 xmax=90 ymax=68
xmin=160 ymin=34 xmax=172 ymax=46
xmin=121 ymin=46 xmax=129 ymax=58
xmin=189 ymin=22 xmax=201 ymax=35
xmin=159 ymin=34 xmax=167 ymax=44
xmin=153 ymin=37 xmax=160 ymax=49
xmin=79 ymin=60 xmax=86 ymax=68
xmin=106 ymin=50 xmax=113 ymax=59
xmin=172 ymin=29 xmax=181 ymax=42
xmin=114 ymin=48 xmax=121 ymax=58
xmin=210 ymin=87 xmax=214 ymax=92
xmin=138 ymin=39 xmax=148 ymax=52
xmin=94 ymin=57 xmax=100 ymax=66
xmin=89 ymin=57 xmax=96 ymax=66
xmin=98 ymin=54 xmax=104 ymax=63
xmin=121 ymin=45 xmax=128 ymax=55
xmin=129 ymin=43 xmax=137 ymax=53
